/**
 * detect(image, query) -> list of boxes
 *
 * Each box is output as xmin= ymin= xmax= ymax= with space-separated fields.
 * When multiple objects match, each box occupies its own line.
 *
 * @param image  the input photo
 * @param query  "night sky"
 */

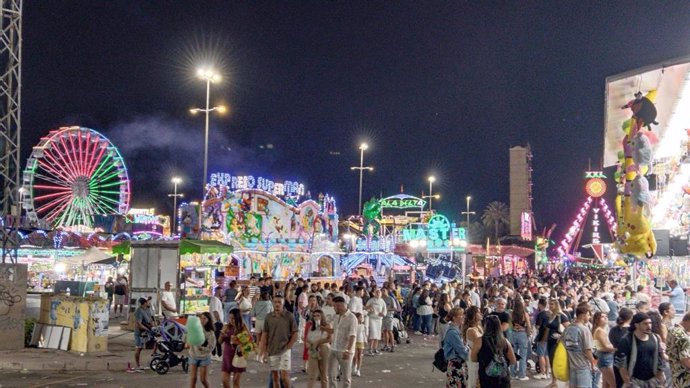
xmin=20 ymin=1 xmax=690 ymax=236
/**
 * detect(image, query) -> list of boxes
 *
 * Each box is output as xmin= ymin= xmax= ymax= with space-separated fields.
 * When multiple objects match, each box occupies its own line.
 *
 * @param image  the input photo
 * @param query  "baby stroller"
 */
xmin=392 ymin=314 xmax=410 ymax=344
xmin=148 ymin=319 xmax=189 ymax=375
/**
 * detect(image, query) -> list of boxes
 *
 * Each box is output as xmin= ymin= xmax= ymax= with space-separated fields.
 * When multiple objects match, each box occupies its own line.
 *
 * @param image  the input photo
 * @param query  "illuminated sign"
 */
xmin=585 ymin=171 xmax=606 ymax=179
xmin=128 ymin=208 xmax=155 ymax=216
xmin=125 ymin=214 xmax=159 ymax=225
xmin=520 ymin=212 xmax=532 ymax=240
xmin=592 ymin=207 xmax=600 ymax=244
xmin=209 ymin=173 xmax=305 ymax=197
xmin=379 ymin=194 xmax=426 ymax=209
xmin=401 ymin=214 xmax=466 ymax=251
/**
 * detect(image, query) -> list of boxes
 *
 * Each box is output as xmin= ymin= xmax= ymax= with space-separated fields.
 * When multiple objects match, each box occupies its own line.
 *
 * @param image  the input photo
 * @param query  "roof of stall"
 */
xmin=179 ymin=240 xmax=233 ymax=255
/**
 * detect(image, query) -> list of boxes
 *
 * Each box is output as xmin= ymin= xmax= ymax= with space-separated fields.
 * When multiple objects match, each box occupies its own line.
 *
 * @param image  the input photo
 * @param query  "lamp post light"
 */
xmin=428 ymin=176 xmax=436 ymax=212
xmin=168 ymin=177 xmax=183 ymax=236
xmin=350 ymin=143 xmax=373 ymax=216
xmin=191 ymin=68 xmax=224 ymax=199
xmin=461 ymin=195 xmax=476 ymax=232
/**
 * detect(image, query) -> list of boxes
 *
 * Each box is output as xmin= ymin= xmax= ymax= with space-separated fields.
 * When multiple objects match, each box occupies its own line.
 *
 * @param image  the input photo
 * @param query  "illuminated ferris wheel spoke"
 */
xmin=34 ymin=190 xmax=72 ymax=202
xmin=35 ymin=192 xmax=73 ymax=214
xmin=92 ymin=169 xmax=122 ymax=186
xmin=90 ymin=154 xmax=116 ymax=181
xmin=54 ymin=137 xmax=81 ymax=178
xmin=39 ymin=155 xmax=77 ymax=183
xmin=86 ymin=195 xmax=111 ymax=215
xmin=33 ymin=172 xmax=70 ymax=188
xmin=64 ymin=134 xmax=82 ymax=176
xmin=86 ymin=145 xmax=108 ymax=177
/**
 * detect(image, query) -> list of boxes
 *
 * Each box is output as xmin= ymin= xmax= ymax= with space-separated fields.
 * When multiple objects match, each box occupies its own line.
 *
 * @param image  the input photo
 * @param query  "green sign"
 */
xmin=379 ymin=194 xmax=426 ymax=209
xmin=401 ymin=214 xmax=466 ymax=250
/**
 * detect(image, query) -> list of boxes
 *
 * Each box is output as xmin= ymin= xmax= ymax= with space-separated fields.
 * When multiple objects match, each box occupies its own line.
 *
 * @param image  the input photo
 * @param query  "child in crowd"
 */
xmin=353 ymin=312 xmax=367 ymax=377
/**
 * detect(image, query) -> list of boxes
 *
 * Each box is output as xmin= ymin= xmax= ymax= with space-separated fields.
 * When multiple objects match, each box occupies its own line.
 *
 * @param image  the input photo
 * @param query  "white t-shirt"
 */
xmin=366 ymin=297 xmax=387 ymax=320
xmin=322 ymin=305 xmax=336 ymax=324
xmin=209 ymin=295 xmax=224 ymax=324
xmin=161 ymin=290 xmax=178 ymax=317
xmin=348 ymin=296 xmax=364 ymax=315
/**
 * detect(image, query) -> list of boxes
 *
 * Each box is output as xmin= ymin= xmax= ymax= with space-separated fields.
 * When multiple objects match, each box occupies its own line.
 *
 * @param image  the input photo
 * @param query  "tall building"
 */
xmin=509 ymin=145 xmax=533 ymax=236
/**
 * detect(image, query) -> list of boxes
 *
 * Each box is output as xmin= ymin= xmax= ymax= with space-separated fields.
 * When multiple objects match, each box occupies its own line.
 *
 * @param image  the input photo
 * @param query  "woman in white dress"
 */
xmin=365 ymin=288 xmax=386 ymax=355
xmin=463 ymin=305 xmax=483 ymax=388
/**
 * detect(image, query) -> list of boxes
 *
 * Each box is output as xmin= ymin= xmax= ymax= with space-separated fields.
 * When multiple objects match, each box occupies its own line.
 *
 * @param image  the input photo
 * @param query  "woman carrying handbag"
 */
xmin=220 ymin=308 xmax=253 ymax=388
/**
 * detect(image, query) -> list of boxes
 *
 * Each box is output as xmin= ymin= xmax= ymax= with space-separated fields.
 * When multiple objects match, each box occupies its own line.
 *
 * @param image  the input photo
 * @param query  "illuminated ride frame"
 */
xmin=22 ymin=126 xmax=131 ymax=230
xmin=555 ymin=171 xmax=618 ymax=264
xmin=198 ymin=174 xmax=342 ymax=281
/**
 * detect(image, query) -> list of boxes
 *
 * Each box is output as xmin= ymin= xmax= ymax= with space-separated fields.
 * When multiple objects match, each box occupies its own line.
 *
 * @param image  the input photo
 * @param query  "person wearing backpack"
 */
xmin=615 ymin=312 xmax=667 ymax=388
xmin=472 ymin=315 xmax=516 ymax=388
xmin=563 ymin=303 xmax=597 ymax=388
xmin=442 ymin=307 xmax=469 ymax=388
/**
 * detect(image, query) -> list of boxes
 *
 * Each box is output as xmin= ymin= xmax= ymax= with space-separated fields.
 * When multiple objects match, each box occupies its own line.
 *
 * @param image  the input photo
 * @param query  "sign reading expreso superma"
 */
xmin=209 ymin=173 xmax=306 ymax=197
xmin=401 ymin=214 xmax=466 ymax=250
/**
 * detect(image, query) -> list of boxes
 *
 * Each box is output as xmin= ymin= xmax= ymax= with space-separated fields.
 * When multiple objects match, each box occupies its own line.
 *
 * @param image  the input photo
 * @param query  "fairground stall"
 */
xmin=197 ymin=173 xmax=343 ymax=281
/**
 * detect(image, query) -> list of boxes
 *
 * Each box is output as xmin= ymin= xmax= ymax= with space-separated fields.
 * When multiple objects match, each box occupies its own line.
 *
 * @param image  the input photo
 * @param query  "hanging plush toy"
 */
xmin=186 ymin=315 xmax=205 ymax=346
xmin=631 ymin=174 xmax=651 ymax=210
xmin=631 ymin=132 xmax=653 ymax=174
xmin=622 ymin=91 xmax=658 ymax=131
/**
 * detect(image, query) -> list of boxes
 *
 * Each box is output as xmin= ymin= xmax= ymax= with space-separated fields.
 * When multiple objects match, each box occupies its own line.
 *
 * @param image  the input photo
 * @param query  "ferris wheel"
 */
xmin=23 ymin=126 xmax=130 ymax=229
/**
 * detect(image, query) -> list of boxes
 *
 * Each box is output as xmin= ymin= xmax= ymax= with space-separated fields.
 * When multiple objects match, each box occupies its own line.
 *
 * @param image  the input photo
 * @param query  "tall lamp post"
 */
xmin=428 ymin=176 xmax=436 ymax=212
xmin=168 ymin=177 xmax=183 ymax=236
xmin=461 ymin=195 xmax=476 ymax=230
xmin=350 ymin=143 xmax=373 ymax=215
xmin=191 ymin=68 xmax=225 ymax=198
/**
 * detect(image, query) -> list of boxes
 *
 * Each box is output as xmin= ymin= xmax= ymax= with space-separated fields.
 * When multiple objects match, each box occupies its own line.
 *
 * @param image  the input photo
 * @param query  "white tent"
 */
xmin=62 ymin=247 xmax=114 ymax=266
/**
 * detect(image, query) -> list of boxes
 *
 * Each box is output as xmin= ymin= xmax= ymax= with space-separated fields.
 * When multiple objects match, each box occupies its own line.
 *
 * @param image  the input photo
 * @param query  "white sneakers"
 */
xmin=533 ymin=373 xmax=548 ymax=380
xmin=354 ymin=369 xmax=361 ymax=376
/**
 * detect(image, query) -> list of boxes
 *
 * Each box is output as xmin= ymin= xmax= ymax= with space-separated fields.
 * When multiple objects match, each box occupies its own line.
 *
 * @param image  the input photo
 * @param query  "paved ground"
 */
xmin=0 ymin=332 xmax=564 ymax=388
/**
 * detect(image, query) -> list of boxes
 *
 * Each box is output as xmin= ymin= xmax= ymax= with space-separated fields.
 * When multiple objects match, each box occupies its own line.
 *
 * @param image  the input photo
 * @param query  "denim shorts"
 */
xmin=596 ymin=351 xmax=614 ymax=368
xmin=189 ymin=356 xmax=211 ymax=367
xmin=569 ymin=368 xmax=593 ymax=388
xmin=535 ymin=341 xmax=548 ymax=357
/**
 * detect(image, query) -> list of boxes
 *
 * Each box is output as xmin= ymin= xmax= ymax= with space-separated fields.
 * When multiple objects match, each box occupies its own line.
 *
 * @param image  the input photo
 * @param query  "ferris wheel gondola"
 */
xmin=22 ymin=126 xmax=130 ymax=229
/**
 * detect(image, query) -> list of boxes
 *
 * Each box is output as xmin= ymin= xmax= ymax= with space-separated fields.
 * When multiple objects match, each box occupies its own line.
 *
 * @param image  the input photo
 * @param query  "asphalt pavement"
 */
xmin=0 ymin=331 xmax=565 ymax=388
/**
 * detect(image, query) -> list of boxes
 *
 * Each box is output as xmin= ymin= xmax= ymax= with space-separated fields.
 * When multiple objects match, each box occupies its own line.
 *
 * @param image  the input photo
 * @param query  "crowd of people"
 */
xmin=131 ymin=275 xmax=409 ymax=388
xmin=128 ymin=268 xmax=690 ymax=388
xmin=427 ymin=268 xmax=690 ymax=388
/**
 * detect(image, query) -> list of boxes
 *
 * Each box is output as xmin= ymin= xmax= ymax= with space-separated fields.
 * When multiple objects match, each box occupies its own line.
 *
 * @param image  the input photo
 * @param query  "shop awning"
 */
xmin=111 ymin=241 xmax=131 ymax=255
xmin=179 ymin=240 xmax=233 ymax=255
xmin=62 ymin=247 xmax=115 ymax=266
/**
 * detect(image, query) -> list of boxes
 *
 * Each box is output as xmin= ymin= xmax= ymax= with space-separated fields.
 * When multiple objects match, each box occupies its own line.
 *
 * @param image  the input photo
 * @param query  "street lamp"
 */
xmin=191 ymin=67 xmax=224 ymax=199
xmin=168 ymin=177 xmax=184 ymax=236
xmin=428 ymin=176 xmax=436 ymax=211
xmin=350 ymin=143 xmax=373 ymax=215
xmin=461 ymin=195 xmax=476 ymax=232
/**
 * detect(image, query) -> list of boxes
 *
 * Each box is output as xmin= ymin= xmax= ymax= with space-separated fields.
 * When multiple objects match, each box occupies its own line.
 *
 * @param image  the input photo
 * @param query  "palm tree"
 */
xmin=481 ymin=201 xmax=509 ymax=243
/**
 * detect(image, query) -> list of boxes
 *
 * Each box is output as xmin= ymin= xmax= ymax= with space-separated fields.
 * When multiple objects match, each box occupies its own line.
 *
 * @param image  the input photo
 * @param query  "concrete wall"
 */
xmin=0 ymin=263 xmax=27 ymax=350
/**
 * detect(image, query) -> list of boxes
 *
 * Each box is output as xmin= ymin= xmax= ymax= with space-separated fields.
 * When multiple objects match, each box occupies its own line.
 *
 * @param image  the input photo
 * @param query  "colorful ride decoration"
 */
xmin=615 ymin=91 xmax=658 ymax=259
xmin=23 ymin=126 xmax=131 ymax=229
xmin=199 ymin=173 xmax=340 ymax=279
xmin=556 ymin=171 xmax=617 ymax=259
xmin=362 ymin=197 xmax=382 ymax=234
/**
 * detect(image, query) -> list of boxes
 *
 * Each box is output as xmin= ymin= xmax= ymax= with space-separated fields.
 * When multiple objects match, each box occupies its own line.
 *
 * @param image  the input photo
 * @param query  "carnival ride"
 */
xmin=22 ymin=127 xmax=130 ymax=230
xmin=556 ymin=171 xmax=618 ymax=261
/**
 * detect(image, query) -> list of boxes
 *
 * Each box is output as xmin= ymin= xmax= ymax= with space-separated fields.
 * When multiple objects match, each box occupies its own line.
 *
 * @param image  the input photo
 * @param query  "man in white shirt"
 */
xmin=322 ymin=294 xmax=337 ymax=324
xmin=328 ymin=296 xmax=357 ymax=388
xmin=348 ymin=286 xmax=364 ymax=315
xmin=208 ymin=286 xmax=225 ymax=361
xmin=468 ymin=283 xmax=481 ymax=308
xmin=160 ymin=281 xmax=178 ymax=318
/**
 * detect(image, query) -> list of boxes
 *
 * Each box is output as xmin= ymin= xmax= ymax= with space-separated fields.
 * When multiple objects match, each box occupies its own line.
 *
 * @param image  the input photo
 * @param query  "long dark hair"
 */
xmin=463 ymin=306 xmax=481 ymax=341
xmin=483 ymin=315 xmax=506 ymax=352
xmin=199 ymin=311 xmax=214 ymax=332
xmin=228 ymin=308 xmax=247 ymax=332
xmin=310 ymin=309 xmax=323 ymax=331
xmin=511 ymin=297 xmax=527 ymax=326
